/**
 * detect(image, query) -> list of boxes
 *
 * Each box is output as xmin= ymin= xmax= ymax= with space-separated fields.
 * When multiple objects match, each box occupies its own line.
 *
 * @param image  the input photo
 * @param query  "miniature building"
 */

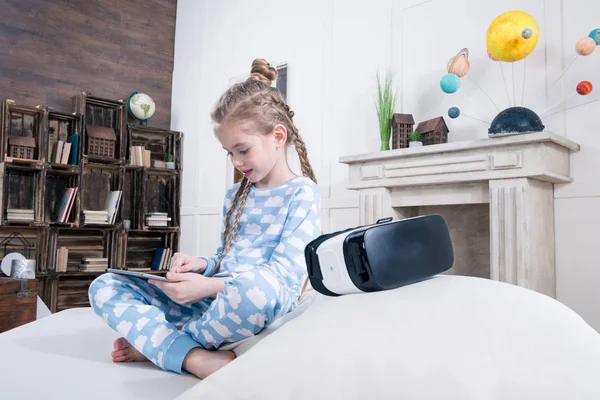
xmin=87 ymin=125 xmax=116 ymax=158
xmin=8 ymin=136 xmax=36 ymax=159
xmin=414 ymin=116 xmax=449 ymax=146
xmin=391 ymin=114 xmax=415 ymax=149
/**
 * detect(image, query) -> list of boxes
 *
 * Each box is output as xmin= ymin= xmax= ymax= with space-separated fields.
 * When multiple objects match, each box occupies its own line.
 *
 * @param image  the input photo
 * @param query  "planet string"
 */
xmin=512 ymin=61 xmax=516 ymax=107
xmin=499 ymin=62 xmax=512 ymax=107
xmin=465 ymin=75 xmax=501 ymax=112
xmin=459 ymin=89 xmax=493 ymax=121
xmin=460 ymin=113 xmax=491 ymax=125
xmin=529 ymin=55 xmax=581 ymax=109
xmin=542 ymin=96 xmax=600 ymax=118
xmin=521 ymin=58 xmax=527 ymax=106
xmin=538 ymin=92 xmax=577 ymax=118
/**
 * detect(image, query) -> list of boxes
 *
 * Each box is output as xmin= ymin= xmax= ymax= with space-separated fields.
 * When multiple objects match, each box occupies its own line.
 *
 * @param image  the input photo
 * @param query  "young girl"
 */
xmin=88 ymin=59 xmax=321 ymax=379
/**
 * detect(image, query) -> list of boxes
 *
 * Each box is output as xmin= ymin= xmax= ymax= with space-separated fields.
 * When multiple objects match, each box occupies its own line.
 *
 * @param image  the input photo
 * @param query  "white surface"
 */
xmin=177 ymin=275 xmax=600 ymax=400
xmin=0 ymin=308 xmax=198 ymax=400
xmin=2 ymin=276 xmax=599 ymax=399
xmin=0 ymin=290 xmax=320 ymax=399
xmin=171 ymin=0 xmax=600 ymax=331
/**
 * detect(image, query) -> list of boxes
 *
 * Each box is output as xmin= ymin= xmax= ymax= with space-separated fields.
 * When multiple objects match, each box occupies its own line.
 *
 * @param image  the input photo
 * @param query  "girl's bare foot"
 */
xmin=183 ymin=348 xmax=236 ymax=379
xmin=111 ymin=337 xmax=149 ymax=363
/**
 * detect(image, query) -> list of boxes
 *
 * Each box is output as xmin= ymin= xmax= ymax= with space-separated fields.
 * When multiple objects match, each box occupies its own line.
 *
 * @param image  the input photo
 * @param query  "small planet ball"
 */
xmin=522 ymin=28 xmax=532 ymax=39
xmin=448 ymin=107 xmax=460 ymax=119
xmin=486 ymin=10 xmax=539 ymax=62
xmin=576 ymin=81 xmax=593 ymax=95
xmin=576 ymin=37 xmax=596 ymax=56
xmin=589 ymin=28 xmax=600 ymax=45
xmin=440 ymin=73 xmax=460 ymax=94
xmin=447 ymin=56 xmax=470 ymax=77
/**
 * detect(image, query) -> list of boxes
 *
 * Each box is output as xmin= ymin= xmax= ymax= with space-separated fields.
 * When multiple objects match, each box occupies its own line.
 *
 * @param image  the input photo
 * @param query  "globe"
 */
xmin=127 ymin=92 xmax=156 ymax=124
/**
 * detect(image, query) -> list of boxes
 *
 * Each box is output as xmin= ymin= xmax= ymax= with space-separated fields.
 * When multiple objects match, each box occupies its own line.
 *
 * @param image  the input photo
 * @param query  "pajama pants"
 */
xmin=88 ymin=268 xmax=295 ymax=374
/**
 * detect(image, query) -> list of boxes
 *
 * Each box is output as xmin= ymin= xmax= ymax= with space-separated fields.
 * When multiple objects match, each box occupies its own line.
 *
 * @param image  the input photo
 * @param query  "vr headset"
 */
xmin=304 ymin=214 xmax=454 ymax=296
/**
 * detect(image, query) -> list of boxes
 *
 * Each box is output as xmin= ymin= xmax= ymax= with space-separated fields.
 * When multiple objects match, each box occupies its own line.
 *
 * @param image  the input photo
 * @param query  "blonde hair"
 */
xmin=209 ymin=58 xmax=317 ymax=277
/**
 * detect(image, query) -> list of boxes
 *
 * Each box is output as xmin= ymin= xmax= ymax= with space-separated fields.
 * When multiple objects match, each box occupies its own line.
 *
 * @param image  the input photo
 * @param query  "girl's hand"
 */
xmin=169 ymin=252 xmax=208 ymax=273
xmin=149 ymin=272 xmax=226 ymax=305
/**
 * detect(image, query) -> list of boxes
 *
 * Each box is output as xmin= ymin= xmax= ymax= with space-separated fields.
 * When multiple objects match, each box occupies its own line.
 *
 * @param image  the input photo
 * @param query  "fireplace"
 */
xmin=339 ymin=132 xmax=580 ymax=298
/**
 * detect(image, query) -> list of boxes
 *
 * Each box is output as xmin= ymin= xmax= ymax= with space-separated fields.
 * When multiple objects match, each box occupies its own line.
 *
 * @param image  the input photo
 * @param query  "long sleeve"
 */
xmin=198 ymin=187 xmax=235 ymax=276
xmin=256 ymin=183 xmax=321 ymax=297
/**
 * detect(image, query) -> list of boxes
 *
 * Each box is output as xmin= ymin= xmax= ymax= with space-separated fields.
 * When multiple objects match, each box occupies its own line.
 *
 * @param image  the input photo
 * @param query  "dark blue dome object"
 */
xmin=488 ymin=106 xmax=545 ymax=135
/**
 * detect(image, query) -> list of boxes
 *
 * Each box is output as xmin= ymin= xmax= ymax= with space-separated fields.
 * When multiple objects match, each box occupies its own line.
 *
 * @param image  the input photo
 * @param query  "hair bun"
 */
xmin=249 ymin=58 xmax=278 ymax=86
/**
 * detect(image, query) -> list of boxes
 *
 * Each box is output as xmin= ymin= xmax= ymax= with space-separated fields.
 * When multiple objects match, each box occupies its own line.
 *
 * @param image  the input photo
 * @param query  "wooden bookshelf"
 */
xmin=0 ymin=95 xmax=183 ymax=313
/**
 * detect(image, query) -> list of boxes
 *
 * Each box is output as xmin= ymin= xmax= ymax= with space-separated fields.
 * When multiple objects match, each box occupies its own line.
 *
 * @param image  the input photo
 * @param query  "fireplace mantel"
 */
xmin=339 ymin=132 xmax=580 ymax=298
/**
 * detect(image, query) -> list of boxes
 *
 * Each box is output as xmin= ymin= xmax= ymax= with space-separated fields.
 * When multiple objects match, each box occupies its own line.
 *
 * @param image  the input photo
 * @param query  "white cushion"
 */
xmin=176 ymin=275 xmax=600 ymax=400
xmin=0 ymin=307 xmax=199 ymax=400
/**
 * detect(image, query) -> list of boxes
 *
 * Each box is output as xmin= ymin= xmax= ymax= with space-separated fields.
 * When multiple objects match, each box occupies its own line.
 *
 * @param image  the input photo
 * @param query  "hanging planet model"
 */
xmin=486 ymin=10 xmax=539 ymax=62
xmin=576 ymin=37 xmax=596 ymax=56
xmin=576 ymin=81 xmax=593 ymax=96
xmin=589 ymin=28 xmax=600 ymax=45
xmin=447 ymin=48 xmax=470 ymax=77
xmin=440 ymin=73 xmax=460 ymax=94
xmin=448 ymin=107 xmax=461 ymax=119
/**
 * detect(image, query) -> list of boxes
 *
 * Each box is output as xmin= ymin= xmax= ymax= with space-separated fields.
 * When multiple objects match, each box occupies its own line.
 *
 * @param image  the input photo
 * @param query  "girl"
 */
xmin=88 ymin=59 xmax=321 ymax=379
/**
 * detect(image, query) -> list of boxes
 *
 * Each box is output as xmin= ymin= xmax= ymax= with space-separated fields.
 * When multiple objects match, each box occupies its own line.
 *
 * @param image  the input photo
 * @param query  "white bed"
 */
xmin=2 ymin=275 xmax=599 ymax=399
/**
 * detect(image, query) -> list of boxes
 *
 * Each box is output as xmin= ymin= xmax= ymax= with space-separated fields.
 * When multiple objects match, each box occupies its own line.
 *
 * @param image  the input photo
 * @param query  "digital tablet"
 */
xmin=106 ymin=268 xmax=174 ymax=282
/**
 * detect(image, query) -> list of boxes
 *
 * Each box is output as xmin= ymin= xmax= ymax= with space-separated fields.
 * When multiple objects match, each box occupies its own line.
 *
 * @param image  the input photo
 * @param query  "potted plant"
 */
xmin=409 ymin=131 xmax=423 ymax=147
xmin=375 ymin=70 xmax=397 ymax=151
xmin=166 ymin=154 xmax=175 ymax=169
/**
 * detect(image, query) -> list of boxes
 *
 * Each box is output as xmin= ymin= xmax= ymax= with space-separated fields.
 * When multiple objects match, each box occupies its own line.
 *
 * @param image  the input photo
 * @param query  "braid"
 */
xmin=289 ymin=127 xmax=316 ymax=183
xmin=269 ymin=93 xmax=317 ymax=183
xmin=211 ymin=177 xmax=253 ymax=276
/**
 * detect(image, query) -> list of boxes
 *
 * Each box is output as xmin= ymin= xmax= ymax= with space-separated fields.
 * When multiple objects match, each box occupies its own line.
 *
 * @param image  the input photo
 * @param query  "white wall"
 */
xmin=171 ymin=0 xmax=600 ymax=331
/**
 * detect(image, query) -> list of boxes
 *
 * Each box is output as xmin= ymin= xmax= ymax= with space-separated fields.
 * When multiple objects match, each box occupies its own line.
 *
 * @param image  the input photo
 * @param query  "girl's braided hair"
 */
xmin=208 ymin=59 xmax=316 ymax=276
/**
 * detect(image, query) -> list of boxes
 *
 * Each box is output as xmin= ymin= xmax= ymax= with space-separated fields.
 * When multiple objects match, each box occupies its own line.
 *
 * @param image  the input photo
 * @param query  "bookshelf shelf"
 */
xmin=0 ymin=93 xmax=183 ymax=314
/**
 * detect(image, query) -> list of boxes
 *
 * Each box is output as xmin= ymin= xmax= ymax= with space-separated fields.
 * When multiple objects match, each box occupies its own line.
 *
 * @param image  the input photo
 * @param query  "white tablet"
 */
xmin=106 ymin=268 xmax=174 ymax=282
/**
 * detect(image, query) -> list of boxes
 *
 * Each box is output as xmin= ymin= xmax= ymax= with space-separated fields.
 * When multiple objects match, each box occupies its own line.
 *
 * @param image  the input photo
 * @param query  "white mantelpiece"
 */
xmin=339 ymin=132 xmax=580 ymax=298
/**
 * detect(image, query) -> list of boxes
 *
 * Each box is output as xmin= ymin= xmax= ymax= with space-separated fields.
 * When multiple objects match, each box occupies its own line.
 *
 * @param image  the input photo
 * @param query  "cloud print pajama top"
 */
xmin=88 ymin=176 xmax=321 ymax=373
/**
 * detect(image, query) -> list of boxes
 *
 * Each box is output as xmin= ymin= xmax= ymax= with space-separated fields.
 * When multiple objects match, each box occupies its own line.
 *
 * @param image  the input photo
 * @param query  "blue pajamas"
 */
xmin=89 ymin=176 xmax=321 ymax=374
xmin=88 ymin=267 xmax=294 ymax=374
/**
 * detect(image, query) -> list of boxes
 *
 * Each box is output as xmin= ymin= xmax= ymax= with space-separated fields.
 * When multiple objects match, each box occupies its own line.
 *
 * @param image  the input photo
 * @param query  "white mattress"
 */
xmin=0 ymin=288 xmax=320 ymax=400
xmin=3 ymin=276 xmax=599 ymax=399
xmin=0 ymin=307 xmax=199 ymax=400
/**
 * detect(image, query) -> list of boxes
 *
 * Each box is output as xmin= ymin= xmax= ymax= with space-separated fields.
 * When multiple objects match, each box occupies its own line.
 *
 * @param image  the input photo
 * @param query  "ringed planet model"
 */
xmin=447 ymin=48 xmax=470 ymax=77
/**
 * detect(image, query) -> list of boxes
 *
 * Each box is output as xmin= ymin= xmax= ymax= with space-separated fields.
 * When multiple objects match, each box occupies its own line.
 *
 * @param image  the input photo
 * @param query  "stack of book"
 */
xmin=83 ymin=190 xmax=122 ymax=225
xmin=79 ymin=257 xmax=108 ymax=272
xmin=6 ymin=209 xmax=34 ymax=222
xmin=55 ymin=187 xmax=78 ymax=223
xmin=151 ymin=248 xmax=173 ymax=270
xmin=145 ymin=212 xmax=170 ymax=227
xmin=83 ymin=210 xmax=109 ymax=225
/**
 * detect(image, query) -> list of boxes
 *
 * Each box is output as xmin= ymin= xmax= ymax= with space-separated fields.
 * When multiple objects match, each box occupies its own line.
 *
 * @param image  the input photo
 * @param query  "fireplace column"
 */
xmin=489 ymin=178 xmax=555 ymax=298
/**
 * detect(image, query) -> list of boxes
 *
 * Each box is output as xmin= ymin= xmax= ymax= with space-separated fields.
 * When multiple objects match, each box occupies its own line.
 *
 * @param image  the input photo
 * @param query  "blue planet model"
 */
xmin=440 ymin=73 xmax=460 ymax=94
xmin=589 ymin=28 xmax=600 ymax=45
xmin=448 ymin=106 xmax=460 ymax=119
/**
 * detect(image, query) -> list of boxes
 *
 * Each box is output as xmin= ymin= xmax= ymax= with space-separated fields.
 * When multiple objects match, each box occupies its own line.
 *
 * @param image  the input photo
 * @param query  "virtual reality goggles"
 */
xmin=305 ymin=215 xmax=454 ymax=296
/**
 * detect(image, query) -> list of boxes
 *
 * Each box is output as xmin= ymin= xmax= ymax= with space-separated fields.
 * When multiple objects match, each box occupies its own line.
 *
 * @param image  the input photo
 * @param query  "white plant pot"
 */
xmin=166 ymin=162 xmax=175 ymax=169
xmin=409 ymin=141 xmax=423 ymax=148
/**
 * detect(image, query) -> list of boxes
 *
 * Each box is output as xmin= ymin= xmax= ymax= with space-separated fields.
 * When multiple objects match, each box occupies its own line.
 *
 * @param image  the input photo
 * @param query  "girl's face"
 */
xmin=217 ymin=120 xmax=287 ymax=187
